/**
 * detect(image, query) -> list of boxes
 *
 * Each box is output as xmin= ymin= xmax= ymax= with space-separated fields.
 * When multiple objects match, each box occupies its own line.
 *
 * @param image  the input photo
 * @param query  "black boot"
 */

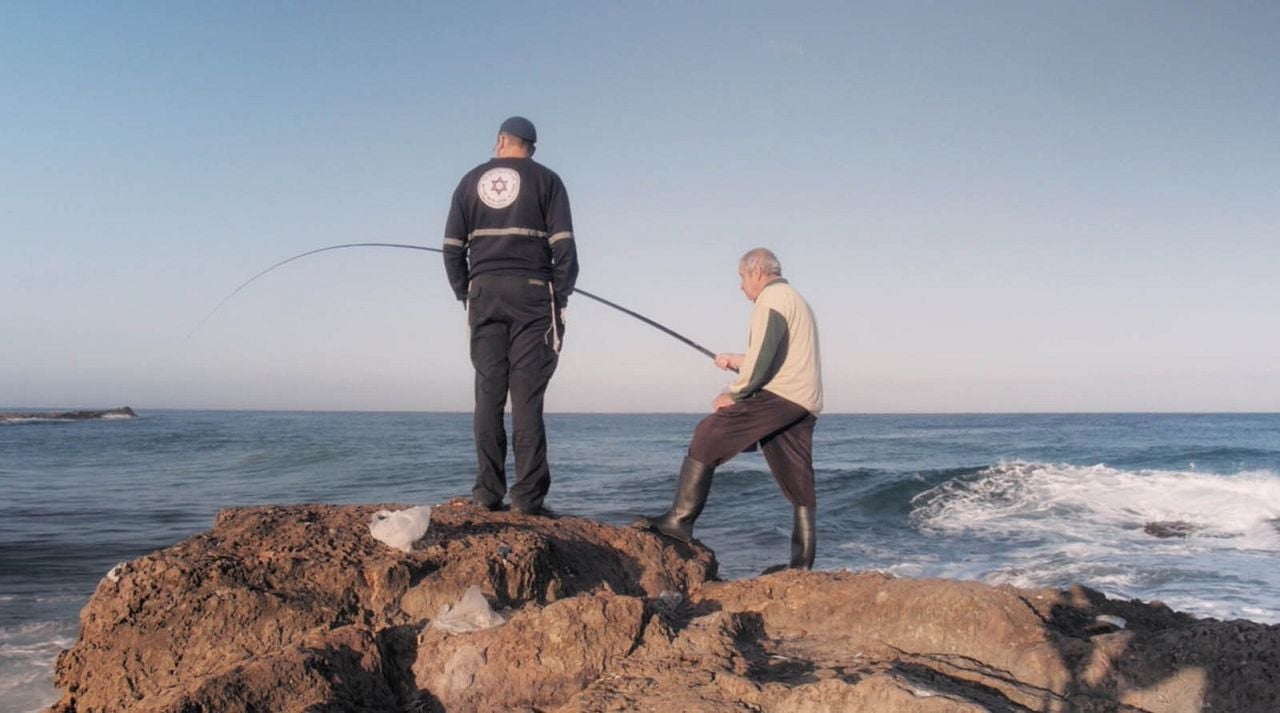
xmin=633 ymin=457 xmax=714 ymax=542
xmin=791 ymin=504 xmax=816 ymax=569
xmin=762 ymin=504 xmax=816 ymax=574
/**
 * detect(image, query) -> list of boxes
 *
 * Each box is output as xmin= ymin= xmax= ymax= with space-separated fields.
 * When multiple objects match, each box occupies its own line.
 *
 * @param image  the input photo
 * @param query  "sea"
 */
xmin=2 ymin=410 xmax=1279 ymax=711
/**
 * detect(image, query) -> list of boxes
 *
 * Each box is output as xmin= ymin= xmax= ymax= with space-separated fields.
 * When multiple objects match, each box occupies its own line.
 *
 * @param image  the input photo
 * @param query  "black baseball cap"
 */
xmin=499 ymin=116 xmax=537 ymax=143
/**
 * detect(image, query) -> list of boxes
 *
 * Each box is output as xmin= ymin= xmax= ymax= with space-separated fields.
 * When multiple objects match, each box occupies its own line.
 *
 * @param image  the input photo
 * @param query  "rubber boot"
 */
xmin=762 ymin=504 xmax=816 ymax=574
xmin=633 ymin=457 xmax=714 ymax=542
xmin=791 ymin=504 xmax=816 ymax=569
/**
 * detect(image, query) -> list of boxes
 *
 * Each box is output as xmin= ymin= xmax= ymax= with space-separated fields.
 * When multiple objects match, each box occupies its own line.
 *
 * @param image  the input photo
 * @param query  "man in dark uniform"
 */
xmin=443 ymin=116 xmax=579 ymax=516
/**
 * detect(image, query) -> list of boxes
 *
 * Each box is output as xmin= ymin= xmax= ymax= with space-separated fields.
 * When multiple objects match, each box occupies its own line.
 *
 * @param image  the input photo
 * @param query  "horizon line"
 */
xmin=9 ymin=406 xmax=1275 ymax=417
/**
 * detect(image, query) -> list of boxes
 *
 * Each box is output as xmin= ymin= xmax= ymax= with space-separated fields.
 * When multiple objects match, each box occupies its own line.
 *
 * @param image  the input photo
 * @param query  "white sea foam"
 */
xmin=911 ymin=461 xmax=1280 ymax=552
xmin=0 ymin=417 xmax=55 ymax=425
xmin=0 ymin=620 xmax=76 ymax=713
xmin=982 ymin=558 xmax=1141 ymax=594
xmin=0 ymin=621 xmax=74 ymax=644
xmin=1241 ymin=606 xmax=1275 ymax=621
xmin=880 ymin=562 xmax=929 ymax=578
xmin=894 ymin=462 xmax=1280 ymax=622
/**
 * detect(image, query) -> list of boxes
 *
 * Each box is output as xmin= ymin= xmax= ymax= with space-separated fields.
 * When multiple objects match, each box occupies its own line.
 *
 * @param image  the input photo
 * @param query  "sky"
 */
xmin=2 ymin=1 xmax=1277 ymax=413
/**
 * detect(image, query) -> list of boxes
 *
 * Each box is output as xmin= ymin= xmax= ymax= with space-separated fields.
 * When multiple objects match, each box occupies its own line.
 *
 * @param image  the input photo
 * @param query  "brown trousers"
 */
xmin=687 ymin=390 xmax=817 ymax=508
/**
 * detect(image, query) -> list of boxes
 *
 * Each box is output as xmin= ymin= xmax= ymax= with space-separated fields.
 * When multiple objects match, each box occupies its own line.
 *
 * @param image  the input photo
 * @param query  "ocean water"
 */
xmin=3 ymin=411 xmax=1279 ymax=710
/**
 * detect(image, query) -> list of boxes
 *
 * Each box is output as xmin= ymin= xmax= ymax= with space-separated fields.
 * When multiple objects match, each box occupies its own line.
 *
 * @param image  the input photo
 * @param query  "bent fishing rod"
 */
xmin=191 ymin=242 xmax=731 ymax=370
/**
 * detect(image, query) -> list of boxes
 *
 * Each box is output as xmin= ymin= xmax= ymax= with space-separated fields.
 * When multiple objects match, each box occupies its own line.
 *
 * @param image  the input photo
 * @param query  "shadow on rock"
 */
xmin=1041 ymin=584 xmax=1280 ymax=713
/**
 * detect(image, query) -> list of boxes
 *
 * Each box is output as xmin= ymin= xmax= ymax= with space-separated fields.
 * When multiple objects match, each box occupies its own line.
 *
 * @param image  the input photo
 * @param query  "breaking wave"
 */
xmin=910 ymin=461 xmax=1280 ymax=552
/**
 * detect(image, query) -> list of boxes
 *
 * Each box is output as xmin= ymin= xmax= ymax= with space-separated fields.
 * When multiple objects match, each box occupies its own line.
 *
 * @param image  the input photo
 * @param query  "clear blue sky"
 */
xmin=2 ymin=2 xmax=1277 ymax=413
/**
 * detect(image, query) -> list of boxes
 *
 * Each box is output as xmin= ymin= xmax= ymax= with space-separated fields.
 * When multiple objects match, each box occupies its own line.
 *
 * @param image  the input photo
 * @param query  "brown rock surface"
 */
xmin=50 ymin=500 xmax=1280 ymax=712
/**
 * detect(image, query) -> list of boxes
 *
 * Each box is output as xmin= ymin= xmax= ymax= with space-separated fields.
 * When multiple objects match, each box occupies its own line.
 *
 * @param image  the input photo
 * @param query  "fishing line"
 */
xmin=190 ymin=242 xmax=730 ymax=369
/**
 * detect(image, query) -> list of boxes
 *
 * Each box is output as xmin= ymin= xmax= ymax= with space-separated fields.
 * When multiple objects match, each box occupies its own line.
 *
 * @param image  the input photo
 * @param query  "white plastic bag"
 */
xmin=369 ymin=506 xmax=432 ymax=553
xmin=432 ymin=585 xmax=507 ymax=633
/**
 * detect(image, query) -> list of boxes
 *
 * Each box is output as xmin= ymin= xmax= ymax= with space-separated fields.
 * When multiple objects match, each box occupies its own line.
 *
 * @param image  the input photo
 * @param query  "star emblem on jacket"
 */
xmin=478 ymin=167 xmax=521 ymax=209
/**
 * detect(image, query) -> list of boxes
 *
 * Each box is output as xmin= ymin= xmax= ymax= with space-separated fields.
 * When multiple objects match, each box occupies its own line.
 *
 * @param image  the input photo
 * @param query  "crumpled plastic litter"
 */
xmin=369 ymin=505 xmax=432 ymax=553
xmin=105 ymin=562 xmax=128 ymax=583
xmin=1095 ymin=614 xmax=1127 ymax=630
xmin=432 ymin=585 xmax=507 ymax=633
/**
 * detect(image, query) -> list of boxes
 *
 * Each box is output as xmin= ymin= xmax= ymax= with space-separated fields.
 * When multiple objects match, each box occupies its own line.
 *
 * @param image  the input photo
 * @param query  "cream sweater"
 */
xmin=727 ymin=279 xmax=823 ymax=414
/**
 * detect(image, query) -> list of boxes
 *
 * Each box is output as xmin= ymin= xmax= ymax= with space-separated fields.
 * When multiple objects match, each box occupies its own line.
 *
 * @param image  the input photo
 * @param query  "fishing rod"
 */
xmin=190 ymin=242 xmax=730 ymax=369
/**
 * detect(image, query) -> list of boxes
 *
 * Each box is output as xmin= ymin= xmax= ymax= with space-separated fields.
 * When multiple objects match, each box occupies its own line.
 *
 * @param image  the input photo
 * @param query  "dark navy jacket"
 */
xmin=443 ymin=157 xmax=578 ymax=307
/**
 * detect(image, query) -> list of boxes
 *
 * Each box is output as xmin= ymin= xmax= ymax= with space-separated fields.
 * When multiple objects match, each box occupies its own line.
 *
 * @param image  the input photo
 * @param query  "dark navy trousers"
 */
xmin=467 ymin=274 xmax=563 ymax=511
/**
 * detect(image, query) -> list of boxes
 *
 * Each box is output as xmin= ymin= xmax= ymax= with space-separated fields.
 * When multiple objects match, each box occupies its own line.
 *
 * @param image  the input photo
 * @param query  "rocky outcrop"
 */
xmin=0 ymin=406 xmax=136 ymax=423
xmin=573 ymin=574 xmax=1280 ymax=712
xmin=51 ymin=500 xmax=1280 ymax=712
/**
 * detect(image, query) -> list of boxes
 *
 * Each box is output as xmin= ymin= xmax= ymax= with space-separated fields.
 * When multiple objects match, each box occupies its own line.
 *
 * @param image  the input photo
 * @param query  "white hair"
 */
xmin=739 ymin=248 xmax=782 ymax=276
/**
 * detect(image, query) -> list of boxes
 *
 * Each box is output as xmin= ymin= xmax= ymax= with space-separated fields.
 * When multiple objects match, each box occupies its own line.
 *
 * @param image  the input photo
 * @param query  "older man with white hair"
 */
xmin=635 ymin=248 xmax=823 ymax=573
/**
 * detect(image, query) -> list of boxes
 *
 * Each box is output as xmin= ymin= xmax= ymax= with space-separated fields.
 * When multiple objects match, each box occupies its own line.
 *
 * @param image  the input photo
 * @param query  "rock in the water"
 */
xmin=49 ymin=499 xmax=1280 ymax=712
xmin=0 ymin=406 xmax=136 ymax=423
xmin=1143 ymin=520 xmax=1200 ymax=538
